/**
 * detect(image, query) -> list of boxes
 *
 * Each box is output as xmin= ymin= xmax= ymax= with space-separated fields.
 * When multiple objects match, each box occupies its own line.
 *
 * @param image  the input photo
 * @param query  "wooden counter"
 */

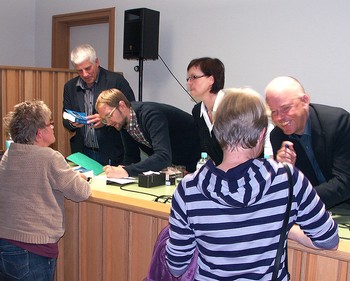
xmin=55 ymin=176 xmax=350 ymax=281
xmin=55 ymin=177 xmax=174 ymax=281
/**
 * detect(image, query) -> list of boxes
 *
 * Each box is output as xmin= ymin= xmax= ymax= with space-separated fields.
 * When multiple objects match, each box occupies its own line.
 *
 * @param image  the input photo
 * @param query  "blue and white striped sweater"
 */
xmin=166 ymin=158 xmax=338 ymax=281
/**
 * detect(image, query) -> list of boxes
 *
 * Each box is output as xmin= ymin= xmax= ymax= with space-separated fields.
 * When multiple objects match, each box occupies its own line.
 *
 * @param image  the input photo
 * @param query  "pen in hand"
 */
xmin=282 ymin=142 xmax=296 ymax=165
xmin=284 ymin=144 xmax=289 ymax=156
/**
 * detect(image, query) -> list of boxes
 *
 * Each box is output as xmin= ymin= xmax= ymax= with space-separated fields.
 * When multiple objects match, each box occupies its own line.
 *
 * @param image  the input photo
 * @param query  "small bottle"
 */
xmin=196 ymin=152 xmax=208 ymax=170
xmin=5 ymin=132 xmax=13 ymax=149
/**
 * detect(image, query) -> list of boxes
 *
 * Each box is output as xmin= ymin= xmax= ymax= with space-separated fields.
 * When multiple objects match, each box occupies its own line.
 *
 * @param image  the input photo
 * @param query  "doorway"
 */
xmin=51 ymin=8 xmax=115 ymax=70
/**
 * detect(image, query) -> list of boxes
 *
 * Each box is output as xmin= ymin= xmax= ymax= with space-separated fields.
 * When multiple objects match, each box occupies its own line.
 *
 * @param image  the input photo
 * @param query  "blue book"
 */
xmin=63 ymin=109 xmax=89 ymax=125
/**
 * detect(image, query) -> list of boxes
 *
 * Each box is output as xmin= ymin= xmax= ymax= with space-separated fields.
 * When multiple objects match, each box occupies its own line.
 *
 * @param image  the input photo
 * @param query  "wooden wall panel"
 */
xmin=60 ymin=200 xmax=80 ymax=281
xmin=23 ymin=70 xmax=37 ymax=100
xmin=54 ymin=194 xmax=350 ymax=281
xmin=0 ymin=65 xmax=77 ymax=157
xmin=129 ymin=213 xmax=156 ymax=281
xmin=56 ymin=197 xmax=170 ymax=281
xmin=103 ymin=207 xmax=129 ymax=281
xmin=2 ymin=70 xmax=21 ymax=113
xmin=79 ymin=202 xmax=103 ymax=281
xmin=287 ymin=248 xmax=304 ymax=281
xmin=288 ymin=240 xmax=350 ymax=281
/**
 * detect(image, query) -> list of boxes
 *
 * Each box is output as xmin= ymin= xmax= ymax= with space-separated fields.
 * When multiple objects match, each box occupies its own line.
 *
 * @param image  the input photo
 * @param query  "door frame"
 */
xmin=51 ymin=7 xmax=115 ymax=70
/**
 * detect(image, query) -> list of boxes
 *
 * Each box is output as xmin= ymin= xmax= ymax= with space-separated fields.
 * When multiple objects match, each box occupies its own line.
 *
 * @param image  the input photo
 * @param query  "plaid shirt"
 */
xmin=126 ymin=107 xmax=152 ymax=148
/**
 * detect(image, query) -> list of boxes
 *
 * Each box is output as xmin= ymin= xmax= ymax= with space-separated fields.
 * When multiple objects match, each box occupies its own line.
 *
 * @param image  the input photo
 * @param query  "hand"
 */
xmin=86 ymin=113 xmax=105 ymax=128
xmin=104 ymin=165 xmax=129 ymax=178
xmin=70 ymin=121 xmax=84 ymax=128
xmin=288 ymin=224 xmax=319 ymax=249
xmin=276 ymin=141 xmax=296 ymax=165
xmin=78 ymin=173 xmax=87 ymax=180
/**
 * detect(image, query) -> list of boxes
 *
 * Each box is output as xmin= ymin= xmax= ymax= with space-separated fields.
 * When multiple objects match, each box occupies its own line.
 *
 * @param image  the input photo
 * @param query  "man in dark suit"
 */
xmin=265 ymin=76 xmax=350 ymax=209
xmin=63 ymin=44 xmax=135 ymax=165
xmin=95 ymin=88 xmax=201 ymax=178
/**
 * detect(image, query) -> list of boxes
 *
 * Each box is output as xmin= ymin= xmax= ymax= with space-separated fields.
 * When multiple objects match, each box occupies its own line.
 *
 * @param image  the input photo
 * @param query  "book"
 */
xmin=63 ymin=109 xmax=89 ymax=125
xmin=73 ymin=165 xmax=95 ymax=178
xmin=66 ymin=152 xmax=104 ymax=176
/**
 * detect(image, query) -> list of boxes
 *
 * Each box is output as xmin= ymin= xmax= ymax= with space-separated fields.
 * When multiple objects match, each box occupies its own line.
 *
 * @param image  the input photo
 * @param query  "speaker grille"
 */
xmin=123 ymin=8 xmax=160 ymax=60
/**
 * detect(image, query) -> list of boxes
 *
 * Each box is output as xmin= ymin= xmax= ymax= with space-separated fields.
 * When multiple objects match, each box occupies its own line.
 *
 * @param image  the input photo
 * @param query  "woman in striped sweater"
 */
xmin=166 ymin=88 xmax=338 ymax=281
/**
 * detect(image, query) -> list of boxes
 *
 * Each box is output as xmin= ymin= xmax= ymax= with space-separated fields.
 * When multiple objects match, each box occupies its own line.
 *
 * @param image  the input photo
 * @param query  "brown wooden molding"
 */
xmin=52 ymin=8 xmax=115 ymax=70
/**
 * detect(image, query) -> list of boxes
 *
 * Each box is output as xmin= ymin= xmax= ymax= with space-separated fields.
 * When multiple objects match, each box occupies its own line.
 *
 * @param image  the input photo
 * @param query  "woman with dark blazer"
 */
xmin=187 ymin=57 xmax=225 ymax=165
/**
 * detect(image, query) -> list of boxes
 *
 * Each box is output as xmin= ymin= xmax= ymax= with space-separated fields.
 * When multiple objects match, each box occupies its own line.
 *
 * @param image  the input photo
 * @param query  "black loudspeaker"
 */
xmin=123 ymin=8 xmax=160 ymax=60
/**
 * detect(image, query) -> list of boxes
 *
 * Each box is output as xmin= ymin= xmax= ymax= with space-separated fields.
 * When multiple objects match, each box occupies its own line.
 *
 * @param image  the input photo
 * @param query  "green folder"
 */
xmin=67 ymin=152 xmax=104 ymax=176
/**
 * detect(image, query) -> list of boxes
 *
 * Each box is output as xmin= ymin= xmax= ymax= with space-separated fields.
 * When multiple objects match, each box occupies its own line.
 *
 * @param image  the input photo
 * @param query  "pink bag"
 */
xmin=143 ymin=225 xmax=198 ymax=281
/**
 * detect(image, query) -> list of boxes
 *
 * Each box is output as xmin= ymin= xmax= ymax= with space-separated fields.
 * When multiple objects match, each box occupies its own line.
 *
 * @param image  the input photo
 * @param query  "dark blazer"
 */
xmin=270 ymin=103 xmax=350 ymax=208
xmin=192 ymin=102 xmax=223 ymax=165
xmin=63 ymin=67 xmax=135 ymax=165
xmin=121 ymin=102 xmax=201 ymax=176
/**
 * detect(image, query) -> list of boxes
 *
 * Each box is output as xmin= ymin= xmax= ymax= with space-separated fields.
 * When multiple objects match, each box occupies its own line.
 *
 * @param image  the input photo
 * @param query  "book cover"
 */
xmin=63 ymin=109 xmax=89 ymax=125
xmin=67 ymin=152 xmax=104 ymax=176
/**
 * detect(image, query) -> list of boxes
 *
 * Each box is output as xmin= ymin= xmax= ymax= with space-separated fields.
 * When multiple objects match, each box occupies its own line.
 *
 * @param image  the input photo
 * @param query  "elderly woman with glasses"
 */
xmin=0 ymin=100 xmax=91 ymax=281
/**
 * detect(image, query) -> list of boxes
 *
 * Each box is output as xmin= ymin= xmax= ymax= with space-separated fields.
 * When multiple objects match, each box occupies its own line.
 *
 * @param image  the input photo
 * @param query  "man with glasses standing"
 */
xmin=62 ymin=44 xmax=135 ymax=165
xmin=265 ymin=76 xmax=350 ymax=209
xmin=95 ymin=88 xmax=201 ymax=178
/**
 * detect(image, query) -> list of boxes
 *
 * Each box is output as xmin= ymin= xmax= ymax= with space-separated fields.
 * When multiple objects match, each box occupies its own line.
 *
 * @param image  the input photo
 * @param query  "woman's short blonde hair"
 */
xmin=213 ymin=88 xmax=268 ymax=151
xmin=3 ymin=100 xmax=51 ymax=144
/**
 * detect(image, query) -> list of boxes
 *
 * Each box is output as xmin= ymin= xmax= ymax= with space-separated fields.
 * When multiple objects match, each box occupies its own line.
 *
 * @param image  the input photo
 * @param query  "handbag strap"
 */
xmin=272 ymin=163 xmax=293 ymax=280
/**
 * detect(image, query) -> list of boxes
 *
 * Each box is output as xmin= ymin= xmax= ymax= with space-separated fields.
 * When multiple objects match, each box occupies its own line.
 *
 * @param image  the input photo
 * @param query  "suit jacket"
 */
xmin=63 ymin=67 xmax=135 ymax=165
xmin=192 ymin=103 xmax=223 ymax=165
xmin=121 ymin=102 xmax=201 ymax=176
xmin=270 ymin=103 xmax=350 ymax=208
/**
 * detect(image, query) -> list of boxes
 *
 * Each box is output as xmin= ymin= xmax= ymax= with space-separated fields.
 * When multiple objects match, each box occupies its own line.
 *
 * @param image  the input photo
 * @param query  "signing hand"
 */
xmin=276 ymin=141 xmax=296 ymax=165
xmin=104 ymin=165 xmax=129 ymax=178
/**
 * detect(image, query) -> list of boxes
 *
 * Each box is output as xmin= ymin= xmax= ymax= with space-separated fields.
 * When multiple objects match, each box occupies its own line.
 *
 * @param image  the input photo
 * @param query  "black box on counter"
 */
xmin=138 ymin=172 xmax=165 ymax=188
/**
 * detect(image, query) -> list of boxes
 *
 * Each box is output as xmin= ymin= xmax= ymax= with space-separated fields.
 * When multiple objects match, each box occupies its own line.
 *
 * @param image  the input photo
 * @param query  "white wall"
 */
xmin=70 ymin=23 xmax=109 ymax=68
xmin=0 ymin=1 xmax=36 ymax=66
xmin=1 ymin=0 xmax=350 ymax=113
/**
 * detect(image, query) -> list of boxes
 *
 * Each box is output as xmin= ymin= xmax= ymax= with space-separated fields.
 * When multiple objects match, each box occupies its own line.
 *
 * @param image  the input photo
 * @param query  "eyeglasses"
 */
xmin=37 ymin=121 xmax=54 ymax=135
xmin=101 ymin=107 xmax=116 ymax=125
xmin=45 ymin=121 xmax=54 ymax=127
xmin=186 ymin=74 xmax=207 ymax=82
